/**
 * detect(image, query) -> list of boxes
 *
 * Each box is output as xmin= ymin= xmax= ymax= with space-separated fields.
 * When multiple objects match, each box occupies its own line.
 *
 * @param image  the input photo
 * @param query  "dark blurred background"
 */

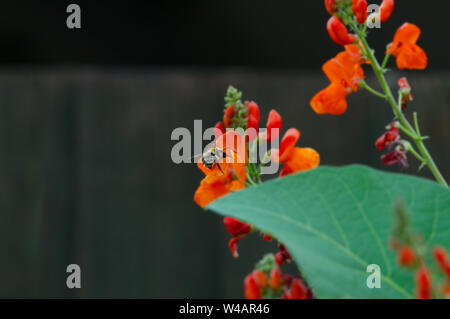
xmin=0 ymin=0 xmax=449 ymax=298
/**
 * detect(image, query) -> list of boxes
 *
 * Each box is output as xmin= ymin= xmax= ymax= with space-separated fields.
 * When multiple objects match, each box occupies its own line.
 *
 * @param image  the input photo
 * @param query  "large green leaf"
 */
xmin=209 ymin=165 xmax=450 ymax=299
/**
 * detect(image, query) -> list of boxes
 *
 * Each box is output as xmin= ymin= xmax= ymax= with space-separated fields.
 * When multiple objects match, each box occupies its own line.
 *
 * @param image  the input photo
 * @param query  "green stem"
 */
xmin=349 ymin=21 xmax=448 ymax=187
xmin=360 ymin=81 xmax=386 ymax=99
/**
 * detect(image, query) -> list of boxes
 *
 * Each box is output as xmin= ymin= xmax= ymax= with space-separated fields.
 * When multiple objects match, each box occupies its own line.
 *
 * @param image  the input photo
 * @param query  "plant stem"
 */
xmin=350 ymin=21 xmax=448 ymax=187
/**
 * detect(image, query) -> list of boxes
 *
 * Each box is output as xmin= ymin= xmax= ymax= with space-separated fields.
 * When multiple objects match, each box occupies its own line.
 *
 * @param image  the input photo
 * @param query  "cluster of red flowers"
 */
xmin=244 ymin=254 xmax=312 ymax=299
xmin=391 ymin=243 xmax=450 ymax=299
xmin=311 ymin=0 xmax=427 ymax=116
xmin=194 ymin=87 xmax=320 ymax=257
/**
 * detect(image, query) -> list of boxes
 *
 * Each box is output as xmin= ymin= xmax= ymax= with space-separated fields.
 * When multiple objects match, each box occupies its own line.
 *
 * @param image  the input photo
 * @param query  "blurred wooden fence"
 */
xmin=0 ymin=69 xmax=449 ymax=298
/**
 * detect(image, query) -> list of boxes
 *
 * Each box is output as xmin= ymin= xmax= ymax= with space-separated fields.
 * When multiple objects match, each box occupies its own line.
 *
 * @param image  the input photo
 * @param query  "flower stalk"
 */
xmin=348 ymin=19 xmax=448 ymax=187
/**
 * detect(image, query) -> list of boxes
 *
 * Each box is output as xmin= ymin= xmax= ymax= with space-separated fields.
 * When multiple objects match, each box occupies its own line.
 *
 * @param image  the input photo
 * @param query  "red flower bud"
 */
xmin=376 ymin=124 xmax=399 ymax=151
xmin=327 ymin=16 xmax=357 ymax=46
xmin=252 ymin=270 xmax=268 ymax=288
xmin=415 ymin=266 xmax=432 ymax=299
xmin=223 ymin=217 xmax=251 ymax=237
xmin=262 ymin=234 xmax=273 ymax=242
xmin=244 ymin=274 xmax=261 ymax=299
xmin=324 ymin=0 xmax=336 ymax=15
xmin=270 ymin=267 xmax=282 ymax=289
xmin=214 ymin=121 xmax=225 ymax=139
xmin=433 ymin=246 xmax=450 ymax=279
xmin=223 ymin=105 xmax=234 ymax=127
xmin=288 ymin=279 xmax=308 ymax=299
xmin=398 ymin=77 xmax=413 ymax=110
xmin=398 ymin=246 xmax=416 ymax=267
xmin=228 ymin=237 xmax=241 ymax=258
xmin=380 ymin=0 xmax=394 ymax=23
xmin=352 ymin=0 xmax=368 ymax=24
xmin=260 ymin=110 xmax=282 ymax=142
xmin=245 ymin=101 xmax=261 ymax=123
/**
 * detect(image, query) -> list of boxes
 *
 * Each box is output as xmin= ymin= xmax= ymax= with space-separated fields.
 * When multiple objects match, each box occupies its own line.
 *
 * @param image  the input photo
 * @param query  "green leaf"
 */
xmin=208 ymin=165 xmax=450 ymax=299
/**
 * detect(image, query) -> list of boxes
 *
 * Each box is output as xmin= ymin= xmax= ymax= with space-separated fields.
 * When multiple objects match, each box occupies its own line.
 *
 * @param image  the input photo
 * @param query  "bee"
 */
xmin=197 ymin=146 xmax=232 ymax=174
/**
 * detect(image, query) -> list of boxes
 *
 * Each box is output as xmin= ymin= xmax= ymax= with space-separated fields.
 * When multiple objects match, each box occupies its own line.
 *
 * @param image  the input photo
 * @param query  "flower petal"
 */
xmin=310 ymin=82 xmax=348 ymax=115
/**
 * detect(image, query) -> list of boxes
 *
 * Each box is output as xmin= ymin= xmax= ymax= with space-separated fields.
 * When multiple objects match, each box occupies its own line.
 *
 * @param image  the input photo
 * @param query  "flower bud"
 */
xmin=352 ymin=0 xmax=368 ymax=24
xmin=244 ymin=274 xmax=261 ymax=299
xmin=398 ymin=77 xmax=413 ymax=110
xmin=270 ymin=267 xmax=282 ymax=289
xmin=376 ymin=123 xmax=399 ymax=151
xmin=415 ymin=266 xmax=432 ymax=299
xmin=398 ymin=245 xmax=416 ymax=267
xmin=252 ymin=270 xmax=268 ymax=288
xmin=381 ymin=149 xmax=408 ymax=169
xmin=325 ymin=0 xmax=336 ymax=15
xmin=260 ymin=110 xmax=282 ymax=142
xmin=327 ymin=16 xmax=357 ymax=46
xmin=223 ymin=105 xmax=235 ymax=127
xmin=380 ymin=0 xmax=394 ymax=23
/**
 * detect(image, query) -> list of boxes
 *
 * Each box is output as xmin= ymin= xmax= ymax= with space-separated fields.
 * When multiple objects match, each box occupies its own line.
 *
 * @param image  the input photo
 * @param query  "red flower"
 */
xmin=397 ymin=246 xmax=416 ymax=267
xmin=327 ymin=16 xmax=357 ymax=46
xmin=381 ymin=149 xmax=408 ymax=169
xmin=223 ymin=217 xmax=251 ymax=258
xmin=259 ymin=110 xmax=282 ymax=142
xmin=274 ymin=244 xmax=292 ymax=266
xmin=244 ymin=274 xmax=261 ymax=299
xmin=271 ymin=128 xmax=320 ymax=177
xmin=283 ymin=279 xmax=308 ymax=299
xmin=223 ymin=105 xmax=235 ymax=127
xmin=223 ymin=217 xmax=251 ymax=237
xmin=324 ymin=0 xmax=336 ymax=15
xmin=352 ymin=0 xmax=368 ymax=24
xmin=244 ymin=101 xmax=260 ymax=141
xmin=387 ymin=23 xmax=427 ymax=70
xmin=214 ymin=121 xmax=225 ymax=139
xmin=252 ymin=270 xmax=268 ymax=288
xmin=311 ymin=45 xmax=365 ymax=115
xmin=376 ymin=123 xmax=399 ymax=151
xmin=270 ymin=267 xmax=282 ymax=290
xmin=415 ymin=266 xmax=432 ymax=299
xmin=380 ymin=0 xmax=395 ymax=23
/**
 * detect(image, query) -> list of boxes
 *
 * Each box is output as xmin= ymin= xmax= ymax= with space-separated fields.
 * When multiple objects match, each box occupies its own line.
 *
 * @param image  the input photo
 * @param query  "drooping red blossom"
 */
xmin=398 ymin=245 xmax=416 ymax=267
xmin=282 ymin=279 xmax=309 ymax=299
xmin=415 ymin=266 xmax=432 ymax=299
xmin=381 ymin=149 xmax=408 ymax=169
xmin=352 ymin=0 xmax=368 ymax=24
xmin=327 ymin=16 xmax=357 ymax=46
xmin=380 ymin=0 xmax=395 ymax=23
xmin=223 ymin=217 xmax=251 ymax=258
xmin=376 ymin=124 xmax=399 ymax=151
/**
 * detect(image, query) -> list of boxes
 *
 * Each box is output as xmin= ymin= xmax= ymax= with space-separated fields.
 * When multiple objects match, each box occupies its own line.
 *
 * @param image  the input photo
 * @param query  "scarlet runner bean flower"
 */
xmin=271 ymin=129 xmax=320 ymax=177
xmin=376 ymin=123 xmax=399 ymax=151
xmin=194 ymin=130 xmax=247 ymax=208
xmin=223 ymin=217 xmax=251 ymax=258
xmin=397 ymin=245 xmax=416 ymax=267
xmin=259 ymin=110 xmax=282 ymax=142
xmin=327 ymin=16 xmax=356 ymax=46
xmin=310 ymin=45 xmax=365 ymax=115
xmin=387 ymin=23 xmax=428 ymax=70
xmin=352 ymin=0 xmax=368 ymax=24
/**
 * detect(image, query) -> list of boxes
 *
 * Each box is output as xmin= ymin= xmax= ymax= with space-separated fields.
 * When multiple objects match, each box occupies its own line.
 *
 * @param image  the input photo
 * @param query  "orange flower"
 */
xmin=194 ymin=131 xmax=246 ymax=208
xmin=387 ymin=23 xmax=427 ymax=70
xmin=311 ymin=45 xmax=365 ymax=115
xmin=380 ymin=0 xmax=395 ymax=23
xmin=271 ymin=128 xmax=320 ymax=177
